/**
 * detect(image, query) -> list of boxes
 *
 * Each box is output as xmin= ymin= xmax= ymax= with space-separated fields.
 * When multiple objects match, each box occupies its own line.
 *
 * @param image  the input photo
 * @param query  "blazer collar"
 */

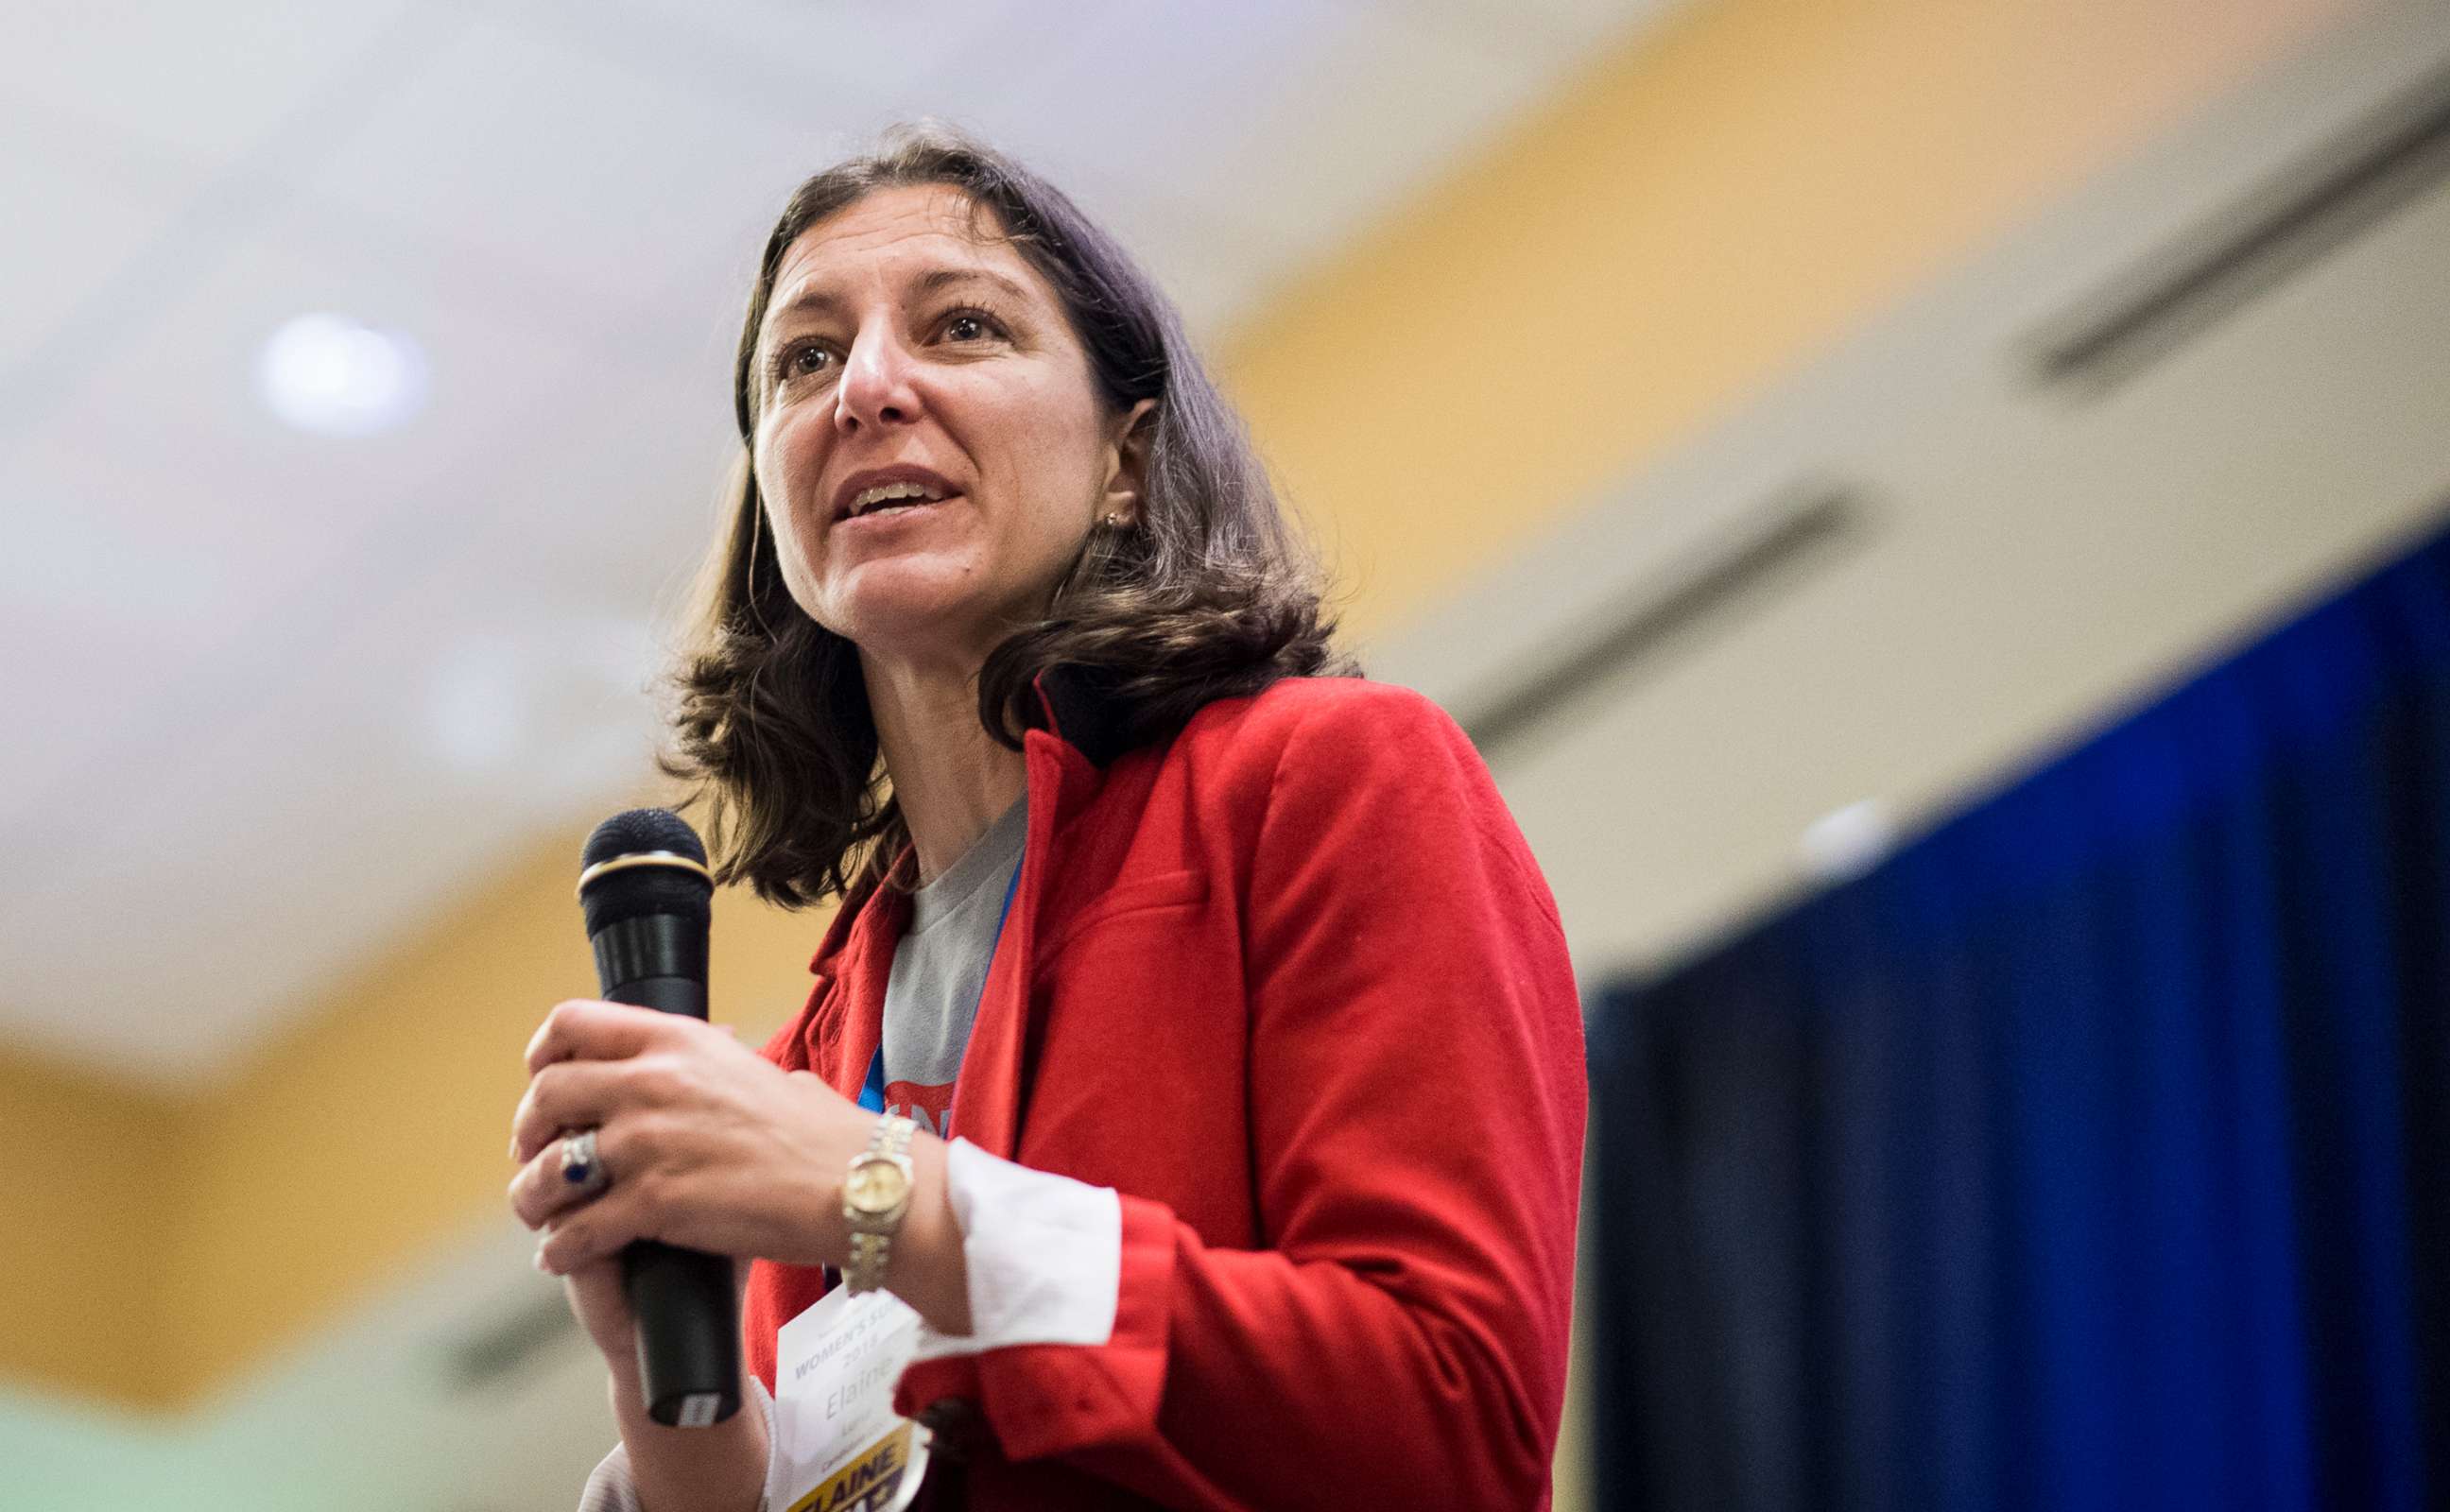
xmin=796 ymin=662 xmax=1139 ymax=1149
xmin=802 ymin=662 xmax=1123 ymax=967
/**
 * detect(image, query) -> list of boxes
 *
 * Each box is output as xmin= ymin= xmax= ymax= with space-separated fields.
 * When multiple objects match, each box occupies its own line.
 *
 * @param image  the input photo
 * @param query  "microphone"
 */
xmin=577 ymin=808 xmax=740 ymax=1428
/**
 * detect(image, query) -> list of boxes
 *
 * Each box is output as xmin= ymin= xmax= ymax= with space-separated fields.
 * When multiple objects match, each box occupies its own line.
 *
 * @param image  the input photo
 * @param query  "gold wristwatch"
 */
xmin=841 ymin=1114 xmax=917 ymax=1295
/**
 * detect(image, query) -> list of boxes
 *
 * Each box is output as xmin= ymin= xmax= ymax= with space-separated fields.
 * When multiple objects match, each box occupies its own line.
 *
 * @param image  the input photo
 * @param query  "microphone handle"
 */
xmin=601 ymin=935 xmax=741 ymax=1429
xmin=610 ymin=974 xmax=704 ymax=1018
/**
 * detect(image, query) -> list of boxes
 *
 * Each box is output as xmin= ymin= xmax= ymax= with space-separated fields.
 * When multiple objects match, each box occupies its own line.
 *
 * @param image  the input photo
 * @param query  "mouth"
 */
xmin=833 ymin=466 xmax=961 ymax=523
xmin=842 ymin=494 xmax=955 ymax=524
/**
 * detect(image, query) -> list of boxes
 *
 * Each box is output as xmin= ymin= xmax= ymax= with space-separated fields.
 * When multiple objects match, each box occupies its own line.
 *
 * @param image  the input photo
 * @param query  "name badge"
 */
xmin=768 ymin=1288 xmax=931 ymax=1512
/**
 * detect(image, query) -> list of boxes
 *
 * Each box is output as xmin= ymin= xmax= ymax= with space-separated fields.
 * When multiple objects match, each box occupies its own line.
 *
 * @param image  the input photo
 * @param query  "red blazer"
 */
xmin=747 ymin=674 xmax=1586 ymax=1510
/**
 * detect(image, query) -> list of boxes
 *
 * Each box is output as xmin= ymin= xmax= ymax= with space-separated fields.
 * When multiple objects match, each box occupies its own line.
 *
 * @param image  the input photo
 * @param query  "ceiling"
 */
xmin=0 ymin=0 xmax=1681 ymax=1091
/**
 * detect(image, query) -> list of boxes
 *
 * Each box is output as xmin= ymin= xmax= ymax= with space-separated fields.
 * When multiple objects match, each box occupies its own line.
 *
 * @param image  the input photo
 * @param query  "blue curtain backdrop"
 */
xmin=1586 ymin=514 xmax=2450 ymax=1512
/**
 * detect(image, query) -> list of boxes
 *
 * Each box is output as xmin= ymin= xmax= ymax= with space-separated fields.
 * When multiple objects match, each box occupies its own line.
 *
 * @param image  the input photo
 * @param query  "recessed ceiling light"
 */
xmin=257 ymin=312 xmax=429 ymax=437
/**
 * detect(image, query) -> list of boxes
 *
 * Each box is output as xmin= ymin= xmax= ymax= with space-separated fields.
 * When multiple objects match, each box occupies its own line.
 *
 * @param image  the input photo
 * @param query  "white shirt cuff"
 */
xmin=910 ymin=1138 xmax=1121 ymax=1362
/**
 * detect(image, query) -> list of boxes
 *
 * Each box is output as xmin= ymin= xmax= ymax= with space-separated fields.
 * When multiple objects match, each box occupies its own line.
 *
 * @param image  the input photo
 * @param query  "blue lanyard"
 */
xmin=857 ymin=852 xmax=1024 ymax=1115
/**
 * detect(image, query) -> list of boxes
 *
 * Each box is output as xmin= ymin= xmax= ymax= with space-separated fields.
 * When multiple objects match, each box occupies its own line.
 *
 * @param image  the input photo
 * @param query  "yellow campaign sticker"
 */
xmin=785 ymin=1422 xmax=915 ymax=1512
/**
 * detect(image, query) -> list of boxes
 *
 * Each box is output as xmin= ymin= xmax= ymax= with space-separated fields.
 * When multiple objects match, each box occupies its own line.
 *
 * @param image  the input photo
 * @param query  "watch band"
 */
xmin=842 ymin=1114 xmax=917 ymax=1295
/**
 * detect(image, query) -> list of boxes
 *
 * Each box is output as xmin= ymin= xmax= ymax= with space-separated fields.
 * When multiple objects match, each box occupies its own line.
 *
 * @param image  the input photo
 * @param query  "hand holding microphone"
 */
xmin=508 ymin=808 xmax=915 ymax=1423
xmin=544 ymin=808 xmax=737 ymax=1427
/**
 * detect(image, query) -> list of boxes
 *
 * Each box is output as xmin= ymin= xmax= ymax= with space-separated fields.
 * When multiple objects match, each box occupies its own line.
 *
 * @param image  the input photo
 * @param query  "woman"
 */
xmin=508 ymin=126 xmax=1586 ymax=1511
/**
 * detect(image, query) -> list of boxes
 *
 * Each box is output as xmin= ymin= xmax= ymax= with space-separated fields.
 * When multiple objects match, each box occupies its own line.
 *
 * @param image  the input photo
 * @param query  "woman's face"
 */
xmin=750 ymin=184 xmax=1149 ymax=671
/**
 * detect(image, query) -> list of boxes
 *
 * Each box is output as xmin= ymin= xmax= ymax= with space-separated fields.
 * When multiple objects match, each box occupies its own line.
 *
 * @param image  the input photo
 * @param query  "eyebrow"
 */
xmin=763 ymin=266 xmax=1037 ymax=335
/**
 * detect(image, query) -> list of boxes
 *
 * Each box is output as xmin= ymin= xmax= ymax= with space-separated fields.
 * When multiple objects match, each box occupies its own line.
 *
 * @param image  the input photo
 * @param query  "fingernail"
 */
xmin=533 ymin=1247 xmax=549 ymax=1274
xmin=509 ymin=1136 xmax=520 ymax=1161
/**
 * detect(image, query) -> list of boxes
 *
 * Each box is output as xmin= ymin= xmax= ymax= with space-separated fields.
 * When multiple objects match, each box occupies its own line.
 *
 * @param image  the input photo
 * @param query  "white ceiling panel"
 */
xmin=0 ymin=0 xmax=423 ymax=175
xmin=0 ymin=197 xmax=618 ymax=1074
xmin=297 ymin=9 xmax=918 ymax=351
xmin=509 ymin=0 xmax=1294 ymax=337
xmin=0 ymin=95 xmax=202 ymax=372
xmin=38 ymin=202 xmax=595 ymax=516
xmin=0 ymin=201 xmax=602 ymax=722
xmin=0 ymin=428 xmax=275 ymax=805
xmin=450 ymin=354 xmax=741 ymax=622
xmin=1389 ymin=0 xmax=1691 ymax=63
xmin=543 ymin=0 xmax=1048 ymax=112
xmin=0 ymin=567 xmax=670 ymax=1081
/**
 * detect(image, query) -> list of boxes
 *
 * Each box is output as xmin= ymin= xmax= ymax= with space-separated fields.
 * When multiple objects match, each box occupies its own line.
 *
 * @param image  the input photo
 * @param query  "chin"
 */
xmin=825 ymin=566 xmax=1003 ymax=662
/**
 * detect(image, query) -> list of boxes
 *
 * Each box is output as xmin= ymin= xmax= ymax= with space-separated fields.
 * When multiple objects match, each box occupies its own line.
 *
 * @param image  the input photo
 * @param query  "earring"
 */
xmin=1103 ymin=514 xmax=1127 ymax=527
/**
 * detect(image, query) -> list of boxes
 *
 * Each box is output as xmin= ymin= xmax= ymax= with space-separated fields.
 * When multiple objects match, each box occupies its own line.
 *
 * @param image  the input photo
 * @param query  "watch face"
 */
xmin=846 ymin=1157 xmax=909 ymax=1215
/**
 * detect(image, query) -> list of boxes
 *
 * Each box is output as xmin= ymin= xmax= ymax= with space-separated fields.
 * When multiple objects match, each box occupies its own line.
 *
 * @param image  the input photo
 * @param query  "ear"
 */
xmin=1100 ymin=399 xmax=1159 ymax=526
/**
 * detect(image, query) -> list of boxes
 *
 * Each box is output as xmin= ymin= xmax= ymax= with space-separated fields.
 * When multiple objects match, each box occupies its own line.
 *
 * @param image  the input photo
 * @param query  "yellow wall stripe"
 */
xmin=1 ymin=1049 xmax=169 ymax=1408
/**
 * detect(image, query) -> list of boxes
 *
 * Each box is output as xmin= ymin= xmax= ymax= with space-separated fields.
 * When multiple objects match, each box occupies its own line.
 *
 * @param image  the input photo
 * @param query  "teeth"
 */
xmin=851 ymin=480 xmax=945 ymax=514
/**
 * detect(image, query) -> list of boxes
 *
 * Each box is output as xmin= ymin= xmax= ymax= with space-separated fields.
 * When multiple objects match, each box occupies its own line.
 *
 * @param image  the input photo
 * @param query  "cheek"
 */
xmin=748 ymin=460 xmax=791 ymax=549
xmin=755 ymin=428 xmax=802 ymax=511
xmin=749 ymin=458 xmax=825 ymax=610
xmin=755 ymin=421 xmax=827 ymax=541
xmin=982 ymin=387 xmax=1108 ymax=519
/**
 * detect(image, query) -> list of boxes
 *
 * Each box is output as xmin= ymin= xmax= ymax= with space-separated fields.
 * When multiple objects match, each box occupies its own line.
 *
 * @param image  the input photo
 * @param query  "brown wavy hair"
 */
xmin=661 ymin=125 xmax=1351 ymax=908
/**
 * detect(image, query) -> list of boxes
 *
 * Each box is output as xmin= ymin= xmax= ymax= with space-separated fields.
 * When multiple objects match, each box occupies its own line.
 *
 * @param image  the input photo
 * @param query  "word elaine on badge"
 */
xmin=830 ymin=1355 xmax=901 ymax=1419
xmin=785 ymin=1423 xmax=917 ymax=1512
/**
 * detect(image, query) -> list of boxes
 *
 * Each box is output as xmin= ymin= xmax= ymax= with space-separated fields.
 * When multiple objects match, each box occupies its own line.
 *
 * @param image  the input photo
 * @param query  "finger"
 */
xmin=509 ymin=1058 xmax=633 ymax=1165
xmin=508 ymin=1123 xmax=625 ymax=1230
xmin=525 ymin=998 xmax=682 ymax=1075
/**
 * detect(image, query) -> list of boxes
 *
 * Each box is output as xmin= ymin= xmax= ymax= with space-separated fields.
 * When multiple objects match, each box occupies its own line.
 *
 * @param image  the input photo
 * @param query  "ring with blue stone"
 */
xmin=560 ymin=1126 xmax=606 ymax=1192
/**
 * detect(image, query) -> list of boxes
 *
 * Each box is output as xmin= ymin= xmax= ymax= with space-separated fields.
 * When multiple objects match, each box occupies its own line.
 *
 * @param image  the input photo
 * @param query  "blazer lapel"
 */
xmin=904 ymin=665 xmax=1130 ymax=1156
xmin=948 ymin=729 xmax=1101 ymax=1158
xmin=807 ymin=883 xmax=908 ymax=1100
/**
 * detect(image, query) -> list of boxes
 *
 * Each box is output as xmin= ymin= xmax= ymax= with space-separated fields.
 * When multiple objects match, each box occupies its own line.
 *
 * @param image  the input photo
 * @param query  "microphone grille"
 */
xmin=583 ymin=808 xmax=707 ymax=869
xmin=579 ymin=809 xmax=712 ymax=937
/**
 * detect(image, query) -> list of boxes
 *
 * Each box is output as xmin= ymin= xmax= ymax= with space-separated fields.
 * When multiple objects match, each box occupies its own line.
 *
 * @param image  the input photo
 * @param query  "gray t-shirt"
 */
xmin=879 ymin=794 xmax=1027 ymax=1140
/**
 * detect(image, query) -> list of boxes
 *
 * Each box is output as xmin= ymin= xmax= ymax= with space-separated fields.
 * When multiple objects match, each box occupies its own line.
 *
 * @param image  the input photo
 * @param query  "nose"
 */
xmin=832 ymin=325 xmax=923 ymax=436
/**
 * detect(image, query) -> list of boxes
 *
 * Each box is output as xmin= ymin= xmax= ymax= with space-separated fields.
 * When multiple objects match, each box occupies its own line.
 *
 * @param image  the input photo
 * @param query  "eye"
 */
xmin=771 ymin=339 xmax=835 ymax=384
xmin=939 ymin=307 xmax=1005 ymax=344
